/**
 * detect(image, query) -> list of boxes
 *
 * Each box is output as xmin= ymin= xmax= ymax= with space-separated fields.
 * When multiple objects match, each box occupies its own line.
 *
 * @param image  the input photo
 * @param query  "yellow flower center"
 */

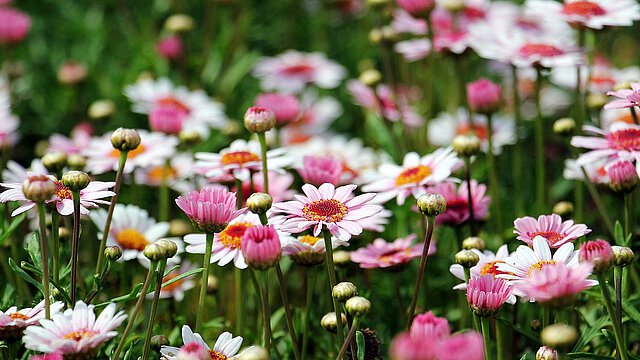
xmin=299 ymin=235 xmax=321 ymax=246
xmin=302 ymin=199 xmax=347 ymax=223
xmin=9 ymin=312 xmax=29 ymax=320
xmin=479 ymin=260 xmax=509 ymax=277
xmin=115 ymin=228 xmax=148 ymax=251
xmin=395 ymin=165 xmax=432 ymax=187
xmin=220 ymin=151 xmax=260 ymax=166
xmin=54 ymin=179 xmax=73 ymax=200
xmin=209 ymin=350 xmax=228 ymax=360
xmin=63 ymin=330 xmax=97 ymax=341
xmin=148 ymin=165 xmax=177 ymax=183
xmin=218 ymin=222 xmax=253 ymax=249
xmin=527 ymin=260 xmax=556 ymax=276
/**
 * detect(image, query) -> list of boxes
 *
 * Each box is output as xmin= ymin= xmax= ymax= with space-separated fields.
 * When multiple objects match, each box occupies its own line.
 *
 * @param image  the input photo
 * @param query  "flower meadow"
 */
xmin=4 ymin=1 xmax=640 ymax=360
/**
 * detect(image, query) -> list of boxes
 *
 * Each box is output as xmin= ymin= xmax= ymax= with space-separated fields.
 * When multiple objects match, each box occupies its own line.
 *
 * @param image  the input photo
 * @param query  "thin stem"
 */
xmin=480 ymin=316 xmax=492 ymax=360
xmin=624 ymin=193 xmax=632 ymax=239
xmin=51 ymin=212 xmax=60 ymax=285
xmin=405 ymin=216 xmax=436 ymax=329
xmin=615 ymin=266 xmax=623 ymax=345
xmin=464 ymin=157 xmax=477 ymax=236
xmin=159 ymin=161 xmax=170 ymax=222
xmin=394 ymin=280 xmax=406 ymax=325
xmin=257 ymin=132 xmax=269 ymax=194
xmin=36 ymin=203 xmax=51 ymax=319
xmin=196 ymin=232 xmax=214 ymax=332
xmin=580 ymin=166 xmax=615 ymax=238
xmin=249 ymin=269 xmax=268 ymax=351
xmin=336 ymin=318 xmax=360 ymax=360
xmin=596 ymin=273 xmax=628 ymax=360
xmin=70 ymin=191 xmax=81 ymax=304
xmin=302 ymin=268 xmax=316 ymax=357
xmin=95 ymin=151 xmax=128 ymax=275
xmin=511 ymin=66 xmax=525 ymax=216
xmin=142 ymin=259 xmax=167 ymax=360
xmin=235 ymin=268 xmax=244 ymax=334
xmin=260 ymin=270 xmax=272 ymax=354
xmin=112 ymin=261 xmax=158 ymax=359
xmin=542 ymin=307 xmax=550 ymax=329
xmin=235 ymin=178 xmax=243 ymax=210
xmin=323 ymin=229 xmax=345 ymax=350
xmin=486 ymin=113 xmax=502 ymax=240
xmin=534 ymin=68 xmax=546 ymax=213
xmin=276 ymin=264 xmax=302 ymax=359
xmin=496 ymin=318 xmax=506 ymax=360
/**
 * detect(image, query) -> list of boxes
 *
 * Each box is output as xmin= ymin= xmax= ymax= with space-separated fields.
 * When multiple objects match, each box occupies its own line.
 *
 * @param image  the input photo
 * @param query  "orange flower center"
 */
xmin=479 ymin=260 xmax=509 ymax=277
xmin=63 ymin=330 xmax=98 ymax=341
xmin=218 ymin=222 xmax=253 ymax=249
xmin=606 ymin=129 xmax=640 ymax=151
xmin=158 ymin=96 xmax=190 ymax=113
xmin=115 ymin=228 xmax=148 ymax=251
xmin=615 ymin=112 xmax=635 ymax=124
xmin=148 ymin=165 xmax=178 ymax=183
xmin=209 ymin=350 xmax=228 ymax=360
xmin=9 ymin=312 xmax=29 ymax=320
xmin=54 ymin=180 xmax=73 ymax=200
xmin=528 ymin=231 xmax=566 ymax=245
xmin=111 ymin=145 xmax=146 ymax=159
xmin=379 ymin=248 xmax=410 ymax=263
xmin=299 ymin=235 xmax=321 ymax=246
xmin=161 ymin=271 xmax=184 ymax=293
xmin=519 ymin=43 xmax=563 ymax=59
xmin=457 ymin=123 xmax=488 ymax=140
xmin=220 ymin=151 xmax=260 ymax=166
xmin=281 ymin=63 xmax=314 ymax=76
xmin=562 ymin=1 xmax=606 ymax=17
xmin=395 ymin=165 xmax=432 ymax=186
xmin=527 ymin=260 xmax=556 ymax=276
xmin=302 ymin=199 xmax=347 ymax=223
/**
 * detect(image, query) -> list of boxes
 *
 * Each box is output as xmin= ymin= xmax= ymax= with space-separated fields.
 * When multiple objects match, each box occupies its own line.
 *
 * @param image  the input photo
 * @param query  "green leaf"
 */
xmin=569 ymin=353 xmax=615 ymax=359
xmin=623 ymin=301 xmax=640 ymax=325
xmin=25 ymin=233 xmax=42 ymax=270
xmin=161 ymin=267 xmax=203 ymax=289
xmin=20 ymin=261 xmax=72 ymax=305
xmin=9 ymin=259 xmax=43 ymax=293
xmin=0 ymin=213 xmax=26 ymax=246
xmin=356 ymin=330 xmax=365 ymax=360
xmin=573 ymin=312 xmax=610 ymax=351
xmin=614 ymin=221 xmax=625 ymax=246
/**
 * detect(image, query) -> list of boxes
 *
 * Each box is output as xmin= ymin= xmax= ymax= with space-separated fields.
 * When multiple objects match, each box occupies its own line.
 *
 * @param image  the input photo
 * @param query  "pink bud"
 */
xmin=299 ymin=155 xmax=342 ymax=186
xmin=0 ymin=7 xmax=30 ymax=45
xmin=241 ymin=225 xmax=282 ymax=270
xmin=156 ymin=35 xmax=184 ymax=61
xmin=466 ymin=78 xmax=501 ymax=114
xmin=606 ymin=159 xmax=638 ymax=193
xmin=579 ymin=239 xmax=613 ymax=273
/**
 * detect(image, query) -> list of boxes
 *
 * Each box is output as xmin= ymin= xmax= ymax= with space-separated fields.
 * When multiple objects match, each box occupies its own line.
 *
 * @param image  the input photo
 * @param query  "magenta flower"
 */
xmin=156 ymin=35 xmax=183 ymax=61
xmin=175 ymin=187 xmax=246 ymax=233
xmin=47 ymin=122 xmax=93 ymax=156
xmin=255 ymin=92 xmax=301 ymax=126
xmin=466 ymin=78 xmax=501 ymax=114
xmin=467 ymin=275 xmax=513 ymax=316
xmin=241 ymin=225 xmax=282 ymax=270
xmin=429 ymin=180 xmax=490 ymax=226
xmin=0 ymin=7 xmax=31 ymax=45
xmin=272 ymin=183 xmax=383 ymax=240
xmin=176 ymin=342 xmax=209 ymax=360
xmin=397 ymin=0 xmax=435 ymax=15
xmin=390 ymin=330 xmax=484 ymax=360
xmin=390 ymin=332 xmax=438 ymax=360
xmin=350 ymin=235 xmax=433 ymax=269
xmin=30 ymin=353 xmax=63 ymax=360
xmin=604 ymin=82 xmax=640 ymax=109
xmin=605 ymin=158 xmax=639 ymax=192
xmin=437 ymin=332 xmax=484 ymax=360
xmin=514 ymin=214 xmax=591 ymax=248
xmin=409 ymin=311 xmax=450 ymax=339
xmin=579 ymin=239 xmax=614 ymax=272
xmin=149 ymin=97 xmax=189 ymax=134
xmin=298 ymin=155 xmax=343 ymax=186
xmin=571 ymin=123 xmax=640 ymax=165
xmin=513 ymin=262 xmax=596 ymax=307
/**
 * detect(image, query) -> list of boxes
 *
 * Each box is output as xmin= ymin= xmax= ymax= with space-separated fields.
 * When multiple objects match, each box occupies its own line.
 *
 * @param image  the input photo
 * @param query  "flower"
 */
xmin=571 ymin=123 xmax=640 ymax=165
xmin=0 ymin=7 xmax=31 ymax=45
xmin=525 ymin=0 xmax=640 ymax=30
xmin=466 ymin=78 xmax=501 ymax=114
xmin=281 ymin=233 xmax=348 ymax=266
xmin=23 ymin=301 xmax=126 ymax=356
xmin=390 ymin=332 xmax=438 ymax=360
xmin=2 ymin=160 xmax=47 ymax=185
xmin=347 ymin=80 xmax=424 ymax=128
xmin=274 ymin=93 xmax=342 ymax=145
xmin=390 ymin=330 xmax=484 ymax=360
xmin=252 ymin=50 xmax=347 ymax=93
xmin=437 ymin=332 xmax=485 ymax=360
xmin=563 ymin=158 xmax=610 ymax=184
xmin=606 ymin=158 xmax=639 ymax=192
xmin=579 ymin=239 xmax=614 ymax=272
xmin=237 ymin=171 xmax=295 ymax=204
xmin=161 ymin=325 xmax=247 ymax=360
xmin=272 ymin=183 xmax=383 ymax=240
xmin=514 ymin=214 xmax=591 ymax=248
xmin=0 ymin=301 xmax=64 ymax=341
xmin=298 ymin=155 xmax=343 ymax=186
xmin=156 ymin=35 xmax=183 ymax=60
xmin=30 ymin=353 xmax=63 ymax=360
xmin=428 ymin=180 xmax=491 ymax=226
xmin=398 ymin=0 xmax=435 ymax=14
xmin=605 ymin=82 xmax=640 ymax=109
xmin=350 ymin=235 xmax=433 ymax=269
xmin=175 ymin=342 xmax=209 ymax=360
xmin=409 ymin=311 xmax=450 ymax=339
xmin=513 ymin=262 xmax=596 ymax=306
xmin=241 ymin=225 xmax=282 ymax=270
xmin=254 ymin=92 xmax=301 ymax=126
xmin=195 ymin=139 xmax=293 ymax=182
xmin=47 ymin=123 xmax=93 ymax=156
xmin=176 ymin=187 xmax=246 ymax=233
xmin=90 ymin=204 xmax=181 ymax=263
xmin=449 ymin=244 xmax=512 ymax=289
xmin=466 ymin=275 xmax=512 ymax=316
xmin=136 ymin=152 xmax=197 ymax=194
xmin=124 ymin=78 xmax=227 ymax=136
xmin=362 ymin=148 xmax=461 ymax=205
xmin=83 ymin=130 xmax=178 ymax=175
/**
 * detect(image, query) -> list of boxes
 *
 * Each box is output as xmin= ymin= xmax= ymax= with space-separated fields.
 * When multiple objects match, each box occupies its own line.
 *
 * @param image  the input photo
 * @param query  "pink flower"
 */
xmin=175 ymin=187 xmax=246 ymax=233
xmin=149 ymin=97 xmax=190 ymax=134
xmin=605 ymin=82 xmax=640 ymax=109
xmin=513 ymin=214 xmax=591 ymax=248
xmin=467 ymin=275 xmax=512 ymax=316
xmin=47 ymin=123 xmax=93 ymax=156
xmin=347 ymin=80 xmax=424 ymax=128
xmin=238 ymin=171 xmax=295 ymax=204
xmin=513 ymin=262 xmax=596 ymax=306
xmin=525 ymin=0 xmax=640 ymax=30
xmin=0 ymin=301 xmax=64 ymax=342
xmin=298 ymin=155 xmax=343 ymax=186
xmin=156 ymin=35 xmax=184 ymax=60
xmin=409 ymin=311 xmax=450 ymax=339
xmin=579 ymin=239 xmax=614 ymax=272
xmin=350 ymin=235 xmax=433 ymax=269
xmin=390 ymin=332 xmax=438 ymax=360
xmin=398 ymin=0 xmax=435 ymax=14
xmin=466 ymin=78 xmax=501 ymax=114
xmin=437 ymin=332 xmax=484 ymax=360
xmin=255 ymin=92 xmax=301 ymax=126
xmin=241 ymin=225 xmax=282 ymax=270
xmin=428 ymin=180 xmax=490 ymax=226
xmin=30 ymin=353 xmax=63 ymax=360
xmin=390 ymin=330 xmax=484 ymax=360
xmin=605 ymin=158 xmax=639 ymax=192
xmin=176 ymin=342 xmax=209 ymax=360
xmin=272 ymin=183 xmax=383 ymax=240
xmin=0 ymin=7 xmax=31 ymax=45
xmin=571 ymin=123 xmax=640 ymax=165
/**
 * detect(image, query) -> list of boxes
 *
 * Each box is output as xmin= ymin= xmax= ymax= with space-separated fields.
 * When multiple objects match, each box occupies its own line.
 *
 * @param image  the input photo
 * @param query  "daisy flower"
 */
xmin=23 ymin=301 xmax=126 ymax=356
xmin=272 ymin=183 xmax=383 ymax=240
xmin=161 ymin=325 xmax=248 ymax=359
xmin=514 ymin=214 xmax=591 ymax=248
xmin=362 ymin=148 xmax=461 ymax=205
xmin=604 ymin=81 xmax=640 ymax=110
xmin=252 ymin=50 xmax=347 ymax=93
xmin=176 ymin=187 xmax=246 ymax=234
xmin=2 ymin=159 xmax=48 ymax=184
xmin=428 ymin=108 xmax=516 ymax=154
xmin=281 ymin=233 xmax=348 ymax=266
xmin=195 ymin=139 xmax=293 ymax=182
xmin=136 ymin=152 xmax=196 ymax=194
xmin=47 ymin=123 xmax=93 ymax=156
xmin=235 ymin=171 xmax=295 ymax=205
xmin=347 ymin=80 xmax=424 ymax=128
xmin=124 ymin=77 xmax=227 ymax=136
xmin=410 ymin=311 xmax=450 ymax=339
xmin=563 ymin=158 xmax=610 ymax=184
xmin=571 ymin=123 xmax=640 ymax=165
xmin=350 ymin=235 xmax=434 ymax=269
xmin=275 ymin=92 xmax=342 ymax=145
xmin=428 ymin=180 xmax=491 ymax=226
xmin=0 ymin=301 xmax=64 ymax=341
xmin=513 ymin=262 xmax=597 ymax=306
xmin=525 ymin=0 xmax=640 ymax=30
xmin=83 ymin=130 xmax=178 ymax=175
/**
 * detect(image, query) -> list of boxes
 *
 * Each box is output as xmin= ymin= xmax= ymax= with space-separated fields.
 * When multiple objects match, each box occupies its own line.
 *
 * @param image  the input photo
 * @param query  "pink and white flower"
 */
xmin=136 ymin=152 xmax=196 ymax=194
xmin=514 ymin=214 xmax=591 ymax=248
xmin=571 ymin=123 xmax=640 ymax=166
xmin=350 ymin=235 xmax=433 ymax=269
xmin=23 ymin=301 xmax=126 ymax=356
xmin=563 ymin=158 xmax=610 ymax=184
xmin=0 ymin=301 xmax=64 ymax=341
xmin=0 ymin=74 xmax=19 ymax=150
xmin=604 ymin=81 xmax=640 ymax=109
xmin=255 ymin=92 xmax=301 ymax=126
xmin=47 ymin=123 xmax=93 ymax=156
xmin=275 ymin=92 xmax=342 ymax=145
xmin=409 ymin=311 xmax=450 ymax=339
xmin=513 ymin=262 xmax=596 ymax=306
xmin=449 ymin=245 xmax=512 ymax=288
xmin=427 ymin=180 xmax=491 ymax=226
xmin=237 ymin=171 xmax=295 ymax=204
xmin=525 ymin=0 xmax=640 ymax=30
xmin=467 ymin=275 xmax=513 ymax=315
xmin=161 ymin=325 xmax=248 ymax=360
xmin=2 ymin=159 xmax=47 ymax=184
xmin=272 ymin=183 xmax=383 ymax=240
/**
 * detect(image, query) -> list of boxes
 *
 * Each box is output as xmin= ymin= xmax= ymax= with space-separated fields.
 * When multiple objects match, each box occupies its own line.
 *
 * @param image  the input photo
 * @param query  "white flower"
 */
xmin=161 ymin=325 xmax=248 ymax=359
xmin=525 ymin=0 xmax=640 ymax=30
xmin=136 ymin=152 xmax=197 ymax=194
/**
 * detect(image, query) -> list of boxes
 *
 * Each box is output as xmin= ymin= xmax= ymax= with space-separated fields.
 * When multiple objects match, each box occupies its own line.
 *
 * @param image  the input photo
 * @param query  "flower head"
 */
xmin=525 ymin=0 xmax=640 ymax=30
xmin=298 ymin=155 xmax=343 ymax=186
xmin=0 ymin=301 xmax=64 ymax=341
xmin=0 ymin=7 xmax=31 ymax=45
xmin=398 ymin=0 xmax=435 ymax=15
xmin=409 ymin=311 xmax=450 ymax=339
xmin=605 ymin=158 xmax=639 ymax=193
xmin=514 ymin=262 xmax=596 ymax=306
xmin=466 ymin=78 xmax=501 ymax=114
xmin=176 ymin=187 xmax=246 ymax=233
xmin=514 ymin=214 xmax=591 ymax=248
xmin=350 ymin=235 xmax=433 ymax=269
xmin=467 ymin=275 xmax=512 ymax=316
xmin=241 ymin=225 xmax=282 ymax=270
xmin=571 ymin=123 xmax=640 ymax=165
xmin=605 ymin=82 xmax=640 ymax=109
xmin=161 ymin=325 xmax=247 ymax=360
xmin=156 ymin=35 xmax=183 ymax=61
xmin=579 ymin=239 xmax=614 ymax=272
xmin=428 ymin=180 xmax=490 ymax=226
xmin=255 ymin=92 xmax=301 ymax=126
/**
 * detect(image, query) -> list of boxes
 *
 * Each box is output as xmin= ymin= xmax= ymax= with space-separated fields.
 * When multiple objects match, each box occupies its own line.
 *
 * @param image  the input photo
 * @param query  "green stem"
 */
xmin=480 ymin=316 xmax=492 ymax=360
xmin=597 ymin=273 xmax=628 ymax=360
xmin=624 ymin=193 xmax=632 ymax=239
xmin=112 ymin=261 xmax=158 ymax=359
xmin=496 ymin=319 xmax=506 ymax=360
xmin=196 ymin=232 xmax=214 ymax=332
xmin=464 ymin=157 xmax=477 ymax=236
xmin=257 ymin=132 xmax=269 ymax=194
xmin=36 ymin=203 xmax=51 ymax=319
xmin=261 ymin=270 xmax=273 ymax=353
xmin=51 ymin=212 xmax=60 ymax=285
xmin=580 ymin=166 xmax=615 ymax=238
xmin=302 ymin=269 xmax=316 ymax=357
xmin=486 ymin=113 xmax=502 ymax=240
xmin=70 ymin=191 xmax=81 ymax=304
xmin=534 ymin=68 xmax=546 ymax=213
xmin=235 ymin=268 xmax=244 ymax=334
xmin=142 ymin=259 xmax=167 ymax=360
xmin=95 ymin=150 xmax=128 ymax=275
xmin=511 ymin=66 xmax=525 ymax=216
xmin=336 ymin=318 xmax=360 ymax=360
xmin=159 ymin=161 xmax=170 ymax=222
xmin=615 ymin=266 xmax=623 ymax=346
xmin=235 ymin=178 xmax=243 ymax=210
xmin=276 ymin=264 xmax=301 ymax=360
xmin=405 ymin=216 xmax=436 ymax=329
xmin=249 ymin=269 xmax=269 ymax=351
xmin=542 ymin=307 xmax=550 ymax=329
xmin=323 ymin=229 xmax=345 ymax=350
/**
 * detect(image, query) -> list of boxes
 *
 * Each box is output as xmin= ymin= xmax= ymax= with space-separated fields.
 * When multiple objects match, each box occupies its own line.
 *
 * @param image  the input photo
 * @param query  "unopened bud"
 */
xmin=416 ymin=193 xmax=446 ymax=217
xmin=552 ymin=201 xmax=573 ymax=218
xmin=246 ymin=193 xmax=273 ymax=215
xmin=104 ymin=246 xmax=123 ymax=262
xmin=359 ymin=69 xmax=382 ymax=87
xmin=61 ymin=171 xmax=90 ymax=191
xmin=333 ymin=282 xmax=358 ymax=302
xmin=42 ymin=152 xmax=68 ymax=173
xmin=321 ymin=312 xmax=347 ymax=333
xmin=462 ymin=236 xmax=485 ymax=251
xmin=440 ymin=0 xmax=465 ymax=12
xmin=165 ymin=14 xmax=194 ymax=33
xmin=452 ymin=134 xmax=481 ymax=157
xmin=345 ymin=296 xmax=371 ymax=317
xmin=368 ymin=28 xmax=383 ymax=44
xmin=611 ymin=246 xmax=634 ymax=267
xmin=179 ymin=129 xmax=202 ymax=147
xmin=88 ymin=99 xmax=116 ymax=120
xmin=67 ymin=154 xmax=87 ymax=170
xmin=207 ymin=274 xmax=218 ymax=294
xmin=236 ymin=346 xmax=269 ymax=360
xmin=22 ymin=175 xmax=56 ymax=202
xmin=156 ymin=239 xmax=179 ymax=259
xmin=586 ymin=93 xmax=607 ymax=110
xmin=150 ymin=335 xmax=170 ymax=351
xmin=536 ymin=346 xmax=558 ymax=360
xmin=553 ymin=118 xmax=576 ymax=137
xmin=244 ymin=106 xmax=275 ymax=133
xmin=333 ymin=250 xmax=352 ymax=267
xmin=455 ymin=249 xmax=480 ymax=268
xmin=143 ymin=243 xmax=165 ymax=262
xmin=111 ymin=128 xmax=141 ymax=151
xmin=541 ymin=324 xmax=578 ymax=351
xmin=613 ymin=81 xmax=632 ymax=91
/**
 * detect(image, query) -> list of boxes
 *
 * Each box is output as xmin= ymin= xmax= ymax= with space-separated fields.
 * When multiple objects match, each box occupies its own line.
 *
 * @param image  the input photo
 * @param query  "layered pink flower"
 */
xmin=175 ymin=187 xmax=246 ymax=233
xmin=571 ymin=123 xmax=640 ymax=165
xmin=579 ymin=239 xmax=614 ymax=272
xmin=30 ymin=353 xmax=63 ymax=360
xmin=428 ymin=180 xmax=490 ymax=226
xmin=605 ymin=158 xmax=639 ymax=192
xmin=255 ymin=92 xmax=301 ymax=126
xmin=409 ymin=311 xmax=450 ymax=339
xmin=0 ymin=7 xmax=31 ymax=45
xmin=156 ymin=35 xmax=183 ymax=60
xmin=390 ymin=330 xmax=483 ymax=360
xmin=605 ymin=82 xmax=640 ymax=109
xmin=513 ymin=214 xmax=591 ymax=248
xmin=241 ymin=225 xmax=282 ymax=270
xmin=272 ymin=183 xmax=383 ymax=240
xmin=298 ymin=155 xmax=343 ymax=186
xmin=513 ymin=262 xmax=596 ymax=306
xmin=466 ymin=275 xmax=512 ymax=315
xmin=466 ymin=78 xmax=501 ymax=114
xmin=350 ymin=235 xmax=432 ymax=269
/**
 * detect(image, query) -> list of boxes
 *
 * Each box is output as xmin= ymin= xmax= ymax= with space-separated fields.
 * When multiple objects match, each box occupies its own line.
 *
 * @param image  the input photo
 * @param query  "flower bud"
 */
xmin=88 ymin=99 xmax=116 ymax=119
xmin=455 ymin=249 xmax=480 ymax=268
xmin=416 ymin=193 xmax=446 ymax=217
xmin=552 ymin=201 xmax=573 ymax=218
xmin=462 ymin=236 xmax=485 ymax=251
xmin=236 ymin=346 xmax=269 ymax=360
xmin=165 ymin=14 xmax=194 ymax=33
xmin=244 ymin=106 xmax=276 ymax=133
xmin=333 ymin=250 xmax=352 ymax=267
xmin=439 ymin=0 xmax=465 ymax=12
xmin=611 ymin=246 xmax=634 ymax=267
xmin=22 ymin=175 xmax=56 ymax=202
xmin=606 ymin=159 xmax=639 ymax=193
xmin=579 ymin=239 xmax=613 ymax=273
xmin=359 ymin=69 xmax=381 ymax=87
xmin=42 ymin=152 xmax=68 ymax=173
xmin=613 ymin=81 xmax=632 ymax=91
xmin=552 ymin=118 xmax=576 ymax=137
xmin=104 ymin=246 xmax=123 ymax=262
xmin=246 ymin=193 xmax=273 ymax=215
xmin=110 ymin=128 xmax=141 ymax=151
xmin=241 ymin=225 xmax=282 ymax=270
xmin=67 ymin=154 xmax=87 ymax=171
xmin=156 ymin=35 xmax=183 ymax=61
xmin=541 ymin=324 xmax=578 ymax=351
xmin=207 ymin=274 xmax=218 ymax=294
xmin=452 ymin=134 xmax=481 ymax=157
xmin=466 ymin=78 xmax=501 ymax=115
xmin=530 ymin=319 xmax=542 ymax=331
xmin=179 ymin=129 xmax=202 ymax=147
xmin=536 ymin=346 xmax=558 ymax=360
xmin=143 ymin=243 xmax=165 ymax=262
xmin=150 ymin=335 xmax=170 ymax=351
xmin=57 ymin=61 xmax=87 ymax=85
xmin=333 ymin=282 xmax=358 ymax=302
xmin=346 ymin=296 xmax=371 ymax=317
xmin=321 ymin=312 xmax=347 ymax=333
xmin=586 ymin=93 xmax=607 ymax=110
xmin=156 ymin=239 xmax=179 ymax=259
xmin=169 ymin=219 xmax=193 ymax=237
xmin=61 ymin=171 xmax=90 ymax=192
xmin=368 ymin=28 xmax=382 ymax=44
